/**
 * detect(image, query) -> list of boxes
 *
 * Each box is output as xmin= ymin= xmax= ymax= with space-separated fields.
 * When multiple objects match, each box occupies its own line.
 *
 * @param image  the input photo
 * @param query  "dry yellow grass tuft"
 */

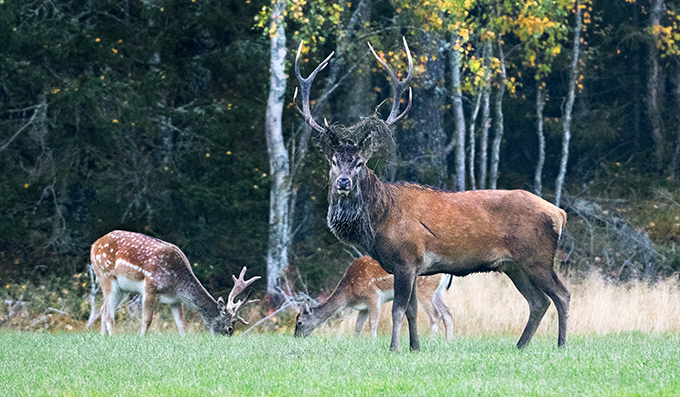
xmin=315 ymin=272 xmax=680 ymax=338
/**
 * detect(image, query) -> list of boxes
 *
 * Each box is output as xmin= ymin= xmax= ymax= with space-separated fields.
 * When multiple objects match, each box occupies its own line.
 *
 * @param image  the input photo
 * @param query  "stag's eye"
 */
xmin=332 ymin=159 xmax=338 ymax=167
xmin=227 ymin=326 xmax=234 ymax=333
xmin=297 ymin=321 xmax=303 ymax=326
xmin=355 ymin=161 xmax=364 ymax=169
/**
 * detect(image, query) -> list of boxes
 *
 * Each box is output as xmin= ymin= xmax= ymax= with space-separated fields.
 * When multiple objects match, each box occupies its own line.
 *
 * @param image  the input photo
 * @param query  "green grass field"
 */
xmin=0 ymin=332 xmax=678 ymax=396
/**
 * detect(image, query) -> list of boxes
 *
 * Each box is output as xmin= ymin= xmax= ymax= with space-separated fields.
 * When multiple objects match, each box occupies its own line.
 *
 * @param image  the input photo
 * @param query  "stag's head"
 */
xmin=211 ymin=267 xmax=260 ymax=336
xmin=294 ymin=306 xmax=322 ymax=337
xmin=294 ymin=38 xmax=413 ymax=199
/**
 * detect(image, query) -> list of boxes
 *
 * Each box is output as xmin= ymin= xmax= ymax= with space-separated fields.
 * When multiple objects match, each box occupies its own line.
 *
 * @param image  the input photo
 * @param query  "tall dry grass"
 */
xmin=316 ymin=272 xmax=680 ymax=337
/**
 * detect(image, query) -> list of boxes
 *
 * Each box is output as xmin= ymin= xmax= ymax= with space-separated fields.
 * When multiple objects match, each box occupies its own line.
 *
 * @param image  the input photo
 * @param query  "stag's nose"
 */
xmin=336 ymin=177 xmax=352 ymax=191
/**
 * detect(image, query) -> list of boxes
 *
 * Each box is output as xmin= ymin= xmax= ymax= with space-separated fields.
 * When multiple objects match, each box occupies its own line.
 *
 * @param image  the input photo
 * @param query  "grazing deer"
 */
xmin=295 ymin=255 xmax=453 ymax=338
xmin=294 ymin=38 xmax=570 ymax=351
xmin=91 ymin=230 xmax=260 ymax=336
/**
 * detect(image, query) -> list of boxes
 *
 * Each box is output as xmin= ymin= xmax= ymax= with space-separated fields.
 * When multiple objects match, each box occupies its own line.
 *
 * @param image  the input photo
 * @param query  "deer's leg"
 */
xmin=526 ymin=267 xmax=571 ymax=347
xmin=505 ymin=264 xmax=551 ymax=349
xmin=171 ymin=303 xmax=186 ymax=336
xmin=103 ymin=280 xmax=124 ymax=336
xmin=355 ymin=310 xmax=369 ymax=337
xmin=140 ymin=288 xmax=155 ymax=335
xmin=98 ymin=277 xmax=113 ymax=336
xmin=390 ymin=268 xmax=416 ymax=352
xmin=405 ymin=277 xmax=420 ymax=351
xmin=367 ymin=297 xmax=381 ymax=338
xmin=419 ymin=297 xmax=440 ymax=336
xmin=434 ymin=293 xmax=454 ymax=340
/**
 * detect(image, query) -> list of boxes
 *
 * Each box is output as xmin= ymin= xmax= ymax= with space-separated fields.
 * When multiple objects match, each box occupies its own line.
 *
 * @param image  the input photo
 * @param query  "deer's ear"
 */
xmin=217 ymin=297 xmax=226 ymax=312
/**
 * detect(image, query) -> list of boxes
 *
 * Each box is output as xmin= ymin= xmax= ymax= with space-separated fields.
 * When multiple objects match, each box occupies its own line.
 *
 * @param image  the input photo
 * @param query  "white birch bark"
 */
xmin=451 ymin=36 xmax=466 ymax=191
xmin=265 ymin=0 xmax=290 ymax=296
xmin=534 ymin=86 xmax=546 ymax=196
xmin=489 ymin=35 xmax=506 ymax=190
xmin=555 ymin=1 xmax=582 ymax=207
xmin=647 ymin=0 xmax=665 ymax=170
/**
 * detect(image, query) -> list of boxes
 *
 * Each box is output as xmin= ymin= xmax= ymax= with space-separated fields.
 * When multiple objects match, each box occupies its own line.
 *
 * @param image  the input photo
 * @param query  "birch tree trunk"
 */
xmin=647 ymin=0 xmax=665 ymax=170
xmin=451 ymin=36 xmax=466 ymax=191
xmin=264 ymin=0 xmax=290 ymax=300
xmin=489 ymin=35 xmax=506 ymax=189
xmin=403 ymin=36 xmax=447 ymax=187
xmin=555 ymin=1 xmax=582 ymax=207
xmin=479 ymin=85 xmax=491 ymax=189
xmin=478 ymin=40 xmax=493 ymax=190
xmin=669 ymin=59 xmax=680 ymax=178
xmin=534 ymin=86 xmax=546 ymax=196
xmin=468 ymin=89 xmax=482 ymax=191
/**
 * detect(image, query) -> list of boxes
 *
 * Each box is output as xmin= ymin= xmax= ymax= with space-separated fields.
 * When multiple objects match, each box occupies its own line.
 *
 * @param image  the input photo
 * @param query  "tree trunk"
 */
xmin=402 ymin=36 xmax=447 ymax=187
xmin=555 ymin=0 xmax=582 ymax=208
xmin=468 ymin=89 xmax=482 ymax=191
xmin=631 ymin=1 xmax=642 ymax=149
xmin=534 ymin=86 xmax=546 ymax=196
xmin=647 ymin=0 xmax=665 ymax=171
xmin=478 ymin=40 xmax=493 ymax=190
xmin=264 ymin=0 xmax=290 ymax=301
xmin=451 ymin=36 xmax=466 ymax=191
xmin=669 ymin=59 xmax=680 ymax=179
xmin=489 ymin=35 xmax=506 ymax=190
xmin=479 ymin=85 xmax=491 ymax=189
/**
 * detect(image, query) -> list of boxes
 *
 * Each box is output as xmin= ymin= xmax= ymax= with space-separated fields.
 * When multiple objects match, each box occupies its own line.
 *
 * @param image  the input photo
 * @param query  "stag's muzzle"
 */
xmin=335 ymin=177 xmax=352 ymax=194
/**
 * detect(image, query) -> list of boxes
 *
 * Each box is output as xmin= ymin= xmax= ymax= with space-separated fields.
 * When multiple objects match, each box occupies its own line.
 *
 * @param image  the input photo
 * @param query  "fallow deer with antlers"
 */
xmin=295 ymin=255 xmax=453 ymax=338
xmin=91 ymin=230 xmax=260 ymax=335
xmin=294 ymin=38 xmax=570 ymax=351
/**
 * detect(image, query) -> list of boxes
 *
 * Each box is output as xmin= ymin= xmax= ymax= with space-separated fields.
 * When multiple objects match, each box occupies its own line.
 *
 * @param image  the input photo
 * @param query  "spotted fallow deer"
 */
xmin=294 ymin=38 xmax=570 ymax=351
xmin=91 ymin=230 xmax=260 ymax=336
xmin=295 ymin=255 xmax=453 ymax=338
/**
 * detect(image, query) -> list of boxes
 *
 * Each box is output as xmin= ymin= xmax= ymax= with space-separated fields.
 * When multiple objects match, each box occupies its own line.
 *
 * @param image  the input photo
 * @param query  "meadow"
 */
xmin=1 ymin=273 xmax=680 ymax=396
xmin=1 ymin=332 xmax=679 ymax=396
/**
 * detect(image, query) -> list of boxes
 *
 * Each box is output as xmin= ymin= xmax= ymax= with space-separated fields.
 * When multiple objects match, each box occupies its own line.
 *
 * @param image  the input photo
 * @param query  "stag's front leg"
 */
xmin=390 ymin=269 xmax=416 ymax=352
xmin=405 ymin=278 xmax=420 ymax=351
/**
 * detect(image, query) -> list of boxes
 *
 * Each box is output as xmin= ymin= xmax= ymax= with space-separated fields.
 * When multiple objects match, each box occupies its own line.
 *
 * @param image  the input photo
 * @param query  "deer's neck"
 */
xmin=312 ymin=288 xmax=350 ymax=323
xmin=327 ymin=169 xmax=393 ymax=252
xmin=178 ymin=275 xmax=220 ymax=324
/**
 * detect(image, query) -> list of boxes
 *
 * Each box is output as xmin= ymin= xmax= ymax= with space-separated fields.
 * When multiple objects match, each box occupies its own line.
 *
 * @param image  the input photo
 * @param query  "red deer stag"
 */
xmin=294 ymin=38 xmax=570 ymax=351
xmin=91 ymin=230 xmax=259 ymax=335
xmin=294 ymin=255 xmax=453 ymax=338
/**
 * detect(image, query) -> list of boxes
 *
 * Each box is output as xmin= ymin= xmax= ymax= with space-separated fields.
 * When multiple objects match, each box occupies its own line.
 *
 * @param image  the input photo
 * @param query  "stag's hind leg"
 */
xmin=504 ymin=264 xmax=551 ymax=349
xmin=526 ymin=267 xmax=570 ymax=347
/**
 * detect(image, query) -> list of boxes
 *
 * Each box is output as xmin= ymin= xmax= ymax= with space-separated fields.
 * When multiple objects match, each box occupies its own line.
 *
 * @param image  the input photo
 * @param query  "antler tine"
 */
xmin=367 ymin=36 xmax=414 ymax=125
xmin=294 ymin=41 xmax=334 ymax=133
xmin=226 ymin=266 xmax=261 ymax=316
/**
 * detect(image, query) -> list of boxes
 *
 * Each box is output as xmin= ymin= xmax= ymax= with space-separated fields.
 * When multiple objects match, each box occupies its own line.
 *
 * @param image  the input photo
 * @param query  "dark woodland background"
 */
xmin=1 ymin=0 xmax=680 ymax=317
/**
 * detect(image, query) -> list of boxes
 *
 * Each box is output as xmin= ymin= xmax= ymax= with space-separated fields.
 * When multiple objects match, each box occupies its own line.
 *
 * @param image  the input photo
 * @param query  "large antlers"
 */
xmin=367 ymin=37 xmax=413 ymax=125
xmin=226 ymin=266 xmax=261 ymax=324
xmin=294 ymin=38 xmax=413 ymax=131
xmin=293 ymin=42 xmax=334 ymax=133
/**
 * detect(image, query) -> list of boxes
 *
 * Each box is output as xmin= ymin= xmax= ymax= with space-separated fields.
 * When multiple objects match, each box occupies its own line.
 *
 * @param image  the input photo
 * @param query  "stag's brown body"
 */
xmin=295 ymin=255 xmax=454 ymax=338
xmin=326 ymin=164 xmax=569 ymax=352
xmin=295 ymin=38 xmax=570 ymax=352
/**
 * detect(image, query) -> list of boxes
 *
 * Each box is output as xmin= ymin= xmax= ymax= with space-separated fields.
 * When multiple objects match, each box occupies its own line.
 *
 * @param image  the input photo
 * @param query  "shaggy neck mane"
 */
xmin=327 ymin=168 xmax=395 ymax=252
